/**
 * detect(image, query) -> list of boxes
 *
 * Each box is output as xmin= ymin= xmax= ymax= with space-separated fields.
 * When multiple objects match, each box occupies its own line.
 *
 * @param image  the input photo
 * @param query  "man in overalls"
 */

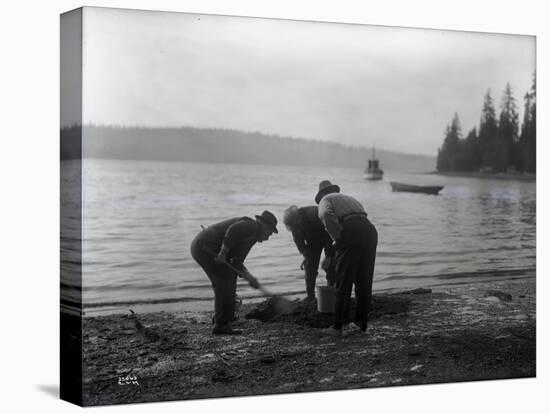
xmin=315 ymin=180 xmax=378 ymax=337
xmin=190 ymin=211 xmax=278 ymax=335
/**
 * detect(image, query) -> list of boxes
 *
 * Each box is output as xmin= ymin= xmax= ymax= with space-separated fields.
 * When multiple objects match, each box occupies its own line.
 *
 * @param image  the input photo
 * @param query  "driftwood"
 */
xmin=129 ymin=309 xmax=161 ymax=341
xmin=212 ymin=350 xmax=233 ymax=368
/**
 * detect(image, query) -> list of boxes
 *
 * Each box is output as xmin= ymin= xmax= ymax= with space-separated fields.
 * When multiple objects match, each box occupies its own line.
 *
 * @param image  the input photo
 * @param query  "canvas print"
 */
xmin=60 ymin=7 xmax=536 ymax=406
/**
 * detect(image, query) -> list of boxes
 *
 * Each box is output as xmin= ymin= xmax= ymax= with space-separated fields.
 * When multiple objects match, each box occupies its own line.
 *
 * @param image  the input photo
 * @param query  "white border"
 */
xmin=1 ymin=1 xmax=546 ymax=413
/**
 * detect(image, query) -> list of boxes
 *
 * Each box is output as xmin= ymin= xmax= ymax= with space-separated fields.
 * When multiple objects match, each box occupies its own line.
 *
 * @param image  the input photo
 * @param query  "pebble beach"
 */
xmin=79 ymin=277 xmax=536 ymax=406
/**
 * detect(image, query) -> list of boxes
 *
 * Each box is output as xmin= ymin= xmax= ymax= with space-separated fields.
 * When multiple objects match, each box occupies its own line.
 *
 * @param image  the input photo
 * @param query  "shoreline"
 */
xmin=426 ymin=171 xmax=535 ymax=181
xmin=80 ymin=277 xmax=535 ymax=406
xmin=81 ymin=271 xmax=535 ymax=317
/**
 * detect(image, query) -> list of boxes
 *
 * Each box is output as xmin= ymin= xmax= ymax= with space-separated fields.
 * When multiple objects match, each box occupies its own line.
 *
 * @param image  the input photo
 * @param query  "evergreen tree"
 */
xmin=519 ymin=72 xmax=536 ymax=173
xmin=457 ymin=127 xmax=480 ymax=171
xmin=496 ymin=83 xmax=519 ymax=171
xmin=437 ymin=113 xmax=462 ymax=171
xmin=478 ymin=90 xmax=498 ymax=170
xmin=437 ymin=78 xmax=535 ymax=174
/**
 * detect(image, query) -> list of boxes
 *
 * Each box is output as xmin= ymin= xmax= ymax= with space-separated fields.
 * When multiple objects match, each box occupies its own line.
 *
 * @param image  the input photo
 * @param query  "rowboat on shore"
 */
xmin=390 ymin=181 xmax=444 ymax=195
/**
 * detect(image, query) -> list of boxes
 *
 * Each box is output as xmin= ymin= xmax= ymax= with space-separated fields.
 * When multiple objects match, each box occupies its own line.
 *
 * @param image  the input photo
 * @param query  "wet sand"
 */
xmin=80 ymin=277 xmax=535 ymax=406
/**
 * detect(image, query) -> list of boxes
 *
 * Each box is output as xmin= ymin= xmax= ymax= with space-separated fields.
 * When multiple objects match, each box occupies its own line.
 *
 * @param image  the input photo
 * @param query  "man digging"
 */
xmin=190 ymin=211 xmax=278 ymax=335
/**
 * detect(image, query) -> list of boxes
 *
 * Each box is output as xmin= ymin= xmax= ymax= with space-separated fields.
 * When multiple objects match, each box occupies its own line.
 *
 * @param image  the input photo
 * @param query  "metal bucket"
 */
xmin=316 ymin=286 xmax=335 ymax=313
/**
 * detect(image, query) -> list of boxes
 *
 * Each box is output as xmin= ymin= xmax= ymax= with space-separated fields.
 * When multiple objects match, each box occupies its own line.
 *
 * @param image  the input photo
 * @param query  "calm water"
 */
xmin=63 ymin=160 xmax=536 ymax=315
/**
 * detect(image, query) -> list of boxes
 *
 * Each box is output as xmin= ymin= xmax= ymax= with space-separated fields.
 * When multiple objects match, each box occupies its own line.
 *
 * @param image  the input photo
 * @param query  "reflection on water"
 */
xmin=61 ymin=160 xmax=535 ymax=314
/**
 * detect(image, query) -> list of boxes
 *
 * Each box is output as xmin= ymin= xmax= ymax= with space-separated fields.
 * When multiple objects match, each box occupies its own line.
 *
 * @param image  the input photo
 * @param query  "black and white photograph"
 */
xmin=58 ymin=5 xmax=539 ymax=406
xmin=5 ymin=1 xmax=549 ymax=413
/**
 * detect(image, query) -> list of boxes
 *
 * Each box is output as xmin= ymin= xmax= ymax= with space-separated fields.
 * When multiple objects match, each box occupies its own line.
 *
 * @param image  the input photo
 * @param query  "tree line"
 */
xmin=437 ymin=73 xmax=536 ymax=174
xmin=60 ymin=124 xmax=436 ymax=172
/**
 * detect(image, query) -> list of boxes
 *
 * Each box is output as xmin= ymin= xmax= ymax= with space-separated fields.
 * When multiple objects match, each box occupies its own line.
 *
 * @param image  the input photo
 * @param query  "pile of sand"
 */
xmin=244 ymin=294 xmax=412 ymax=328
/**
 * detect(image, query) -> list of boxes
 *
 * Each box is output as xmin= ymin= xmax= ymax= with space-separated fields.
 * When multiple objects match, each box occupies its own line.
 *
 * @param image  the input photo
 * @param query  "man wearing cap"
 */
xmin=283 ymin=205 xmax=335 ymax=301
xmin=190 ymin=211 xmax=278 ymax=335
xmin=315 ymin=180 xmax=378 ymax=336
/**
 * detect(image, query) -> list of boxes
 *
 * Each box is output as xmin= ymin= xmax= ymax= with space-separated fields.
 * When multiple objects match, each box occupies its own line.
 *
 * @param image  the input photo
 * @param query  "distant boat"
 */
xmin=364 ymin=147 xmax=384 ymax=180
xmin=390 ymin=181 xmax=444 ymax=195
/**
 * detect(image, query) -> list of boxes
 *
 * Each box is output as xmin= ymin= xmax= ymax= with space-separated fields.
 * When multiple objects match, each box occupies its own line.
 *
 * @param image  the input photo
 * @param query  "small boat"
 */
xmin=390 ymin=181 xmax=444 ymax=195
xmin=364 ymin=147 xmax=384 ymax=180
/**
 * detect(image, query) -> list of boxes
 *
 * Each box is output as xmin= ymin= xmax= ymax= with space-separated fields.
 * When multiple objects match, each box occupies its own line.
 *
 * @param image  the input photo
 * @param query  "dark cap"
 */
xmin=255 ymin=210 xmax=278 ymax=234
xmin=315 ymin=180 xmax=340 ymax=204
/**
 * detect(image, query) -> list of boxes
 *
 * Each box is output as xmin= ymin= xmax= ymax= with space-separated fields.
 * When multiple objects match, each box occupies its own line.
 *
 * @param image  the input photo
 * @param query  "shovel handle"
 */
xmin=201 ymin=246 xmax=272 ymax=296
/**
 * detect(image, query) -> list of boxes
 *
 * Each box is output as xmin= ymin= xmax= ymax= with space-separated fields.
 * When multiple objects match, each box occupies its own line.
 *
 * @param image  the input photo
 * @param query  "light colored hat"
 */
xmin=283 ymin=205 xmax=299 ymax=228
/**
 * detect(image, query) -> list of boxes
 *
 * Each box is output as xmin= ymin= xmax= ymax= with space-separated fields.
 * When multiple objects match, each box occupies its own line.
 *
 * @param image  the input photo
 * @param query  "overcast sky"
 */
xmin=73 ymin=7 xmax=535 ymax=156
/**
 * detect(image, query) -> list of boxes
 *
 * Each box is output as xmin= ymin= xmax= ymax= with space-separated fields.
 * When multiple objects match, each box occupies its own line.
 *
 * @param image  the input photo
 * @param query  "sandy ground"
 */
xmin=80 ymin=277 xmax=535 ymax=406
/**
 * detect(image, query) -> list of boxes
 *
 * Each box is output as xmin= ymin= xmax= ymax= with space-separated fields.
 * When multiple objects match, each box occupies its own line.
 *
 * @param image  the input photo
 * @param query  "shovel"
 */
xmin=201 ymin=245 xmax=297 ymax=315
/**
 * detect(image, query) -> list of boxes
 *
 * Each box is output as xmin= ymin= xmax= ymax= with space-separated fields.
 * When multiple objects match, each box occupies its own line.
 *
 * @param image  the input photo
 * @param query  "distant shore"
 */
xmin=427 ymin=171 xmax=536 ymax=181
xmin=78 ymin=276 xmax=535 ymax=406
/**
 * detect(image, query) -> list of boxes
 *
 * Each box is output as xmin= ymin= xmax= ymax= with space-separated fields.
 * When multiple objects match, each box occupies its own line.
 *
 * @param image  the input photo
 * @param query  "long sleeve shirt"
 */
xmin=318 ymin=193 xmax=366 ymax=242
xmin=199 ymin=217 xmax=259 ymax=270
xmin=291 ymin=206 xmax=334 ymax=256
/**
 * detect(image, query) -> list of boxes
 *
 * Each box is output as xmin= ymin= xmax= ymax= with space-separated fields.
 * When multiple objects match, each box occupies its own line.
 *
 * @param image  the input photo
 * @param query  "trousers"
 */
xmin=333 ymin=216 xmax=378 ymax=330
xmin=190 ymin=235 xmax=237 ymax=325
xmin=303 ymin=243 xmax=335 ymax=298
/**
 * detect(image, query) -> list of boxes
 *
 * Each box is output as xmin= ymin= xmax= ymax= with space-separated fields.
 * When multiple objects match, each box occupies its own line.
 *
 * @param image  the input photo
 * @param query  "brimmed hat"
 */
xmin=282 ymin=205 xmax=299 ymax=228
xmin=315 ymin=180 xmax=340 ymax=204
xmin=255 ymin=210 xmax=278 ymax=234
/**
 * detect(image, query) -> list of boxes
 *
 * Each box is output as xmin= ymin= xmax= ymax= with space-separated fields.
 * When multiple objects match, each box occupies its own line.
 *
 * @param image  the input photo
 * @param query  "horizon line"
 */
xmin=61 ymin=123 xmax=437 ymax=158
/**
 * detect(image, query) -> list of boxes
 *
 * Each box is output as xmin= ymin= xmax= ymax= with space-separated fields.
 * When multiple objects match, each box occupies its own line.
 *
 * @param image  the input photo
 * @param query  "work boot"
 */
xmin=212 ymin=314 xmax=238 ymax=324
xmin=320 ymin=325 xmax=342 ymax=337
xmin=212 ymin=323 xmax=242 ymax=335
xmin=305 ymin=295 xmax=317 ymax=307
